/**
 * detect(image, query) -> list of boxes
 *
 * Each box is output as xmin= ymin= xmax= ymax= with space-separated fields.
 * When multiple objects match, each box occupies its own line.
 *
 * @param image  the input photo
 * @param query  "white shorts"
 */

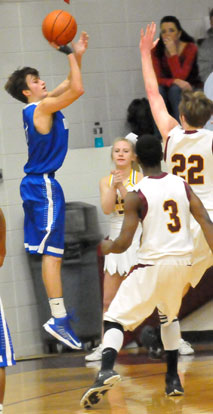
xmin=189 ymin=209 xmax=213 ymax=287
xmin=104 ymin=223 xmax=141 ymax=277
xmin=104 ymin=263 xmax=191 ymax=331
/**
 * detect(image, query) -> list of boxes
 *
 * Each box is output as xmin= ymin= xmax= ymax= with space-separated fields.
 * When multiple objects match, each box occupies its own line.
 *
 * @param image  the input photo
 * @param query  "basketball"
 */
xmin=42 ymin=10 xmax=77 ymax=46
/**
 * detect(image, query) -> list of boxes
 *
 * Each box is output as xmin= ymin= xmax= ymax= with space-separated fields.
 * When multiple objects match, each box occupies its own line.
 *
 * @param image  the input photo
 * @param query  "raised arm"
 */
xmin=189 ymin=187 xmax=213 ymax=253
xmin=35 ymin=33 xmax=89 ymax=121
xmin=0 ymin=209 xmax=6 ymax=267
xmin=140 ymin=23 xmax=178 ymax=143
xmin=48 ymin=32 xmax=88 ymax=98
xmin=100 ymin=192 xmax=140 ymax=254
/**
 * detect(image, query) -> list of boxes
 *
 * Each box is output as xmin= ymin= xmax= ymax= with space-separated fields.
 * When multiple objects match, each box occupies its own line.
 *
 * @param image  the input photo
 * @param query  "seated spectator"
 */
xmin=206 ymin=7 xmax=213 ymax=36
xmin=198 ymin=8 xmax=213 ymax=83
xmin=151 ymin=15 xmax=202 ymax=121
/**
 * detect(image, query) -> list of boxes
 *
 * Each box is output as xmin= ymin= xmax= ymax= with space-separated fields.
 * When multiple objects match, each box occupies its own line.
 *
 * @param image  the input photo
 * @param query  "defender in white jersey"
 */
xmin=0 ymin=209 xmax=16 ymax=414
xmin=164 ymin=126 xmax=213 ymax=286
xmin=140 ymin=22 xmax=213 ymax=288
xmin=85 ymin=138 xmax=142 ymax=362
xmin=80 ymin=135 xmax=213 ymax=408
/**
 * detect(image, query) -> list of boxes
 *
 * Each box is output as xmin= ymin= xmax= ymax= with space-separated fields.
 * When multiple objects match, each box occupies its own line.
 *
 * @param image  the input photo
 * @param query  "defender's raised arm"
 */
xmin=140 ymin=22 xmax=177 ymax=142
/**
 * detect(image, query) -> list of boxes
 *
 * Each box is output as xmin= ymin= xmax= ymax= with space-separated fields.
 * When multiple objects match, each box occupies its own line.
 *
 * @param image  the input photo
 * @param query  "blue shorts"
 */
xmin=0 ymin=298 xmax=16 ymax=367
xmin=20 ymin=173 xmax=65 ymax=258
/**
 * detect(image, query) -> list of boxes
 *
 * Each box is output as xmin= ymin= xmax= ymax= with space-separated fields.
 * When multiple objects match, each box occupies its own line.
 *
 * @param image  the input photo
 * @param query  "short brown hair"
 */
xmin=5 ymin=67 xmax=39 ymax=104
xmin=179 ymin=90 xmax=213 ymax=127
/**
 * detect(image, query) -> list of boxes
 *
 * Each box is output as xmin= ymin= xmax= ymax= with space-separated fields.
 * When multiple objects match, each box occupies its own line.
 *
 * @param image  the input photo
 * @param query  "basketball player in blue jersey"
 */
xmin=4 ymin=32 xmax=89 ymax=350
xmin=80 ymin=135 xmax=213 ymax=408
xmin=0 ymin=208 xmax=16 ymax=414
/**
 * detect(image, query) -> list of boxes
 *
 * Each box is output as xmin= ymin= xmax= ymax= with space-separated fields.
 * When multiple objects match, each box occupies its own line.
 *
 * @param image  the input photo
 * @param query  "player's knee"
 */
xmin=158 ymin=309 xmax=179 ymax=326
xmin=42 ymin=254 xmax=62 ymax=263
xmin=104 ymin=320 xmax=124 ymax=334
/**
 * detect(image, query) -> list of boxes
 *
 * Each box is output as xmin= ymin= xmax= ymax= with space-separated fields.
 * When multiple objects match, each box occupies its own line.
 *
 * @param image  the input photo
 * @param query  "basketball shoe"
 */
xmin=80 ymin=369 xmax=121 ymax=408
xmin=178 ymin=338 xmax=194 ymax=355
xmin=43 ymin=316 xmax=82 ymax=350
xmin=165 ymin=373 xmax=184 ymax=396
xmin=85 ymin=344 xmax=103 ymax=361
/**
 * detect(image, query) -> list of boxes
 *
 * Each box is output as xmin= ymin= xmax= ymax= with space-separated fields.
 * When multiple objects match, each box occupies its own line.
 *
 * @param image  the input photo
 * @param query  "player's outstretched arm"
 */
xmin=49 ymin=32 xmax=89 ymax=98
xmin=73 ymin=31 xmax=89 ymax=70
xmin=189 ymin=187 xmax=213 ymax=253
xmin=101 ymin=192 xmax=140 ymax=254
xmin=38 ymin=47 xmax=84 ymax=115
xmin=0 ymin=209 xmax=6 ymax=267
xmin=140 ymin=22 xmax=178 ymax=142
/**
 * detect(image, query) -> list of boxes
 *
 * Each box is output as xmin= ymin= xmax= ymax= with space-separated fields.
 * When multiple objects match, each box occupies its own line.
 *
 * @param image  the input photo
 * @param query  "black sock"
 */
xmin=166 ymin=349 xmax=178 ymax=376
xmin=101 ymin=347 xmax=117 ymax=371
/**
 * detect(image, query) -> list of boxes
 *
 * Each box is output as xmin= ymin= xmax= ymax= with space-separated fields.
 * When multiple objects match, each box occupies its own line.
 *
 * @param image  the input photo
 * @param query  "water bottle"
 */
xmin=93 ymin=122 xmax=104 ymax=147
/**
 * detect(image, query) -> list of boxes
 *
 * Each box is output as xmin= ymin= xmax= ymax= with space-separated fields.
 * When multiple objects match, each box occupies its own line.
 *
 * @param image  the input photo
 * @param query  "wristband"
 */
xmin=58 ymin=45 xmax=73 ymax=55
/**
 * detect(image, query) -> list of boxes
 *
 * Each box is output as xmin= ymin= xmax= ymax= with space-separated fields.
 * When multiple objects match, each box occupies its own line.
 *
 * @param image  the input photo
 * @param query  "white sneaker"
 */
xmin=85 ymin=344 xmax=103 ymax=362
xmin=178 ymin=338 xmax=194 ymax=355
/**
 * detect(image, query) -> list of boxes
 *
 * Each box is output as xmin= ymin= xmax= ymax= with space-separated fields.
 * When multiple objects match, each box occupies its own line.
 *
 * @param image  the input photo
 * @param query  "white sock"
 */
xmin=103 ymin=328 xmax=124 ymax=353
xmin=160 ymin=317 xmax=181 ymax=350
xmin=0 ymin=403 xmax=3 ymax=412
xmin=49 ymin=297 xmax=67 ymax=318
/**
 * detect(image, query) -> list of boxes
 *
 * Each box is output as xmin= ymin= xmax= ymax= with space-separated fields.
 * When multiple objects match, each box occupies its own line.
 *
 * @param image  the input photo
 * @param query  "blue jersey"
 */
xmin=23 ymin=102 xmax=68 ymax=174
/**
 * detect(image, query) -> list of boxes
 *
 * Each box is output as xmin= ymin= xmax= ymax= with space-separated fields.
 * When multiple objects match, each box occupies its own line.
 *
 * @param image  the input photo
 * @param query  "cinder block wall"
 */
xmin=0 ymin=0 xmax=212 ymax=357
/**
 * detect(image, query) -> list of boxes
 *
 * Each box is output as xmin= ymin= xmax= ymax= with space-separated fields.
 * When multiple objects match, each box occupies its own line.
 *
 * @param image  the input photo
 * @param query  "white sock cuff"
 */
xmin=161 ymin=319 xmax=180 ymax=351
xmin=103 ymin=328 xmax=124 ymax=353
xmin=49 ymin=297 xmax=66 ymax=318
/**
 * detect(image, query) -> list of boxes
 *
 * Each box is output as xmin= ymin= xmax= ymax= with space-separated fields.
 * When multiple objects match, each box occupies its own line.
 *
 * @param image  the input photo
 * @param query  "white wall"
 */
xmin=57 ymin=147 xmax=112 ymax=237
xmin=180 ymin=301 xmax=213 ymax=332
xmin=1 ymin=0 xmax=213 ymax=357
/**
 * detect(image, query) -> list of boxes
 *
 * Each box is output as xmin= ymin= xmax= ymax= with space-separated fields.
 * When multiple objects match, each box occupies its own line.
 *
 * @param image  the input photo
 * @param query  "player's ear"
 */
xmin=179 ymin=113 xmax=185 ymax=125
xmin=22 ymin=89 xmax=31 ymax=99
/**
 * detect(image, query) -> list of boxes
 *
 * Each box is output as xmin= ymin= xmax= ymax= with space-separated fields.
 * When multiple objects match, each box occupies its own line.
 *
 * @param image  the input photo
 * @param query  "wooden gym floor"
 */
xmin=4 ymin=343 xmax=213 ymax=414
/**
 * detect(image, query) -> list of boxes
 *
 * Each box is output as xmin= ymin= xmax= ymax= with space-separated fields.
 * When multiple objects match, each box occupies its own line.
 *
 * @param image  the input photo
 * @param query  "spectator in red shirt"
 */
xmin=152 ymin=16 xmax=202 ymax=122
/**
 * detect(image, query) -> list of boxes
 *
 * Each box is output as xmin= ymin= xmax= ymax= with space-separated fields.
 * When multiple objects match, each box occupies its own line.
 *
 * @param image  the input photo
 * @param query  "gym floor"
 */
xmin=4 ymin=342 xmax=213 ymax=413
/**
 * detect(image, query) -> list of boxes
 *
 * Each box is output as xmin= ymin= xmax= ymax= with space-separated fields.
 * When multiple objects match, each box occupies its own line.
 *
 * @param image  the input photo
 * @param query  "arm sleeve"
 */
xmin=167 ymin=43 xmax=198 ymax=80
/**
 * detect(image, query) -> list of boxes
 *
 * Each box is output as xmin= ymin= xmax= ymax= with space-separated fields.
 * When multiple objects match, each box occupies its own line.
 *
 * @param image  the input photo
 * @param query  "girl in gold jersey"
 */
xmin=85 ymin=138 xmax=143 ymax=362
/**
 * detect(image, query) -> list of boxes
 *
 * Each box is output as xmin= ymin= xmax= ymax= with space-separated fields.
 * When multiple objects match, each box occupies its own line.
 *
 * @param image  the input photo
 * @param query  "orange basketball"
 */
xmin=42 ymin=10 xmax=77 ymax=46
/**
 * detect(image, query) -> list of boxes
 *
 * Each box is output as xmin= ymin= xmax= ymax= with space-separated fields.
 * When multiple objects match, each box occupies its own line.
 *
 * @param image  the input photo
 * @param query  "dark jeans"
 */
xmin=153 ymin=84 xmax=182 ymax=139
xmin=159 ymin=84 xmax=182 ymax=121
